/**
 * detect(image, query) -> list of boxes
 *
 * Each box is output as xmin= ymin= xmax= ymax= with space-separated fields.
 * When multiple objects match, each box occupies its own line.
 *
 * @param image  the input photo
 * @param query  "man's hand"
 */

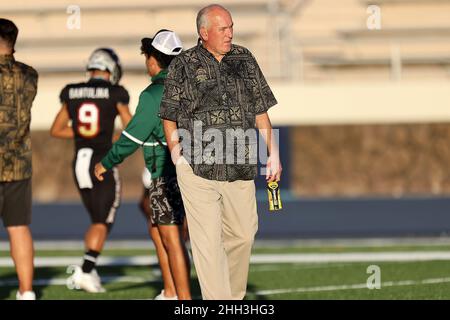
xmin=266 ymin=153 xmax=282 ymax=182
xmin=94 ymin=162 xmax=107 ymax=181
xmin=171 ymin=143 xmax=183 ymax=166
xmin=112 ymin=131 xmax=121 ymax=142
xmin=255 ymin=112 xmax=282 ymax=182
xmin=163 ymin=119 xmax=183 ymax=165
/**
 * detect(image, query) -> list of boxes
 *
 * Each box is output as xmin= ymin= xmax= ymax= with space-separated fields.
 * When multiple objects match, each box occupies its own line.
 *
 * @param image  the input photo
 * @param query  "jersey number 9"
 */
xmin=78 ymin=103 xmax=99 ymax=138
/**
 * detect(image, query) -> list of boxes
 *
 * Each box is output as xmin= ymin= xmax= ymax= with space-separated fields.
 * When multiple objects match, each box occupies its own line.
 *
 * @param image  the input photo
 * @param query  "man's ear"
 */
xmin=199 ymin=27 xmax=208 ymax=41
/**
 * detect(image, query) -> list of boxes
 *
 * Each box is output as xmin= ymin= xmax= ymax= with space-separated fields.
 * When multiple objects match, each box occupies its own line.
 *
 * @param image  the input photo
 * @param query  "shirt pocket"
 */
xmin=193 ymin=78 xmax=218 ymax=112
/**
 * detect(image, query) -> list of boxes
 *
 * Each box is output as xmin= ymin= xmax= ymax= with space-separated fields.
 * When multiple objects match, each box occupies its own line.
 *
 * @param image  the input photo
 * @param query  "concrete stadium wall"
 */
xmin=28 ymin=81 xmax=450 ymax=202
xmin=31 ymin=122 xmax=450 ymax=202
xmin=291 ymin=122 xmax=450 ymax=197
xmin=31 ymin=80 xmax=450 ymax=130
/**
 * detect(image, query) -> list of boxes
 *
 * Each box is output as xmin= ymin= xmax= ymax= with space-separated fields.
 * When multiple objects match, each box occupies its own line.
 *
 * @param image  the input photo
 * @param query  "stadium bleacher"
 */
xmin=1 ymin=0 xmax=449 ymax=201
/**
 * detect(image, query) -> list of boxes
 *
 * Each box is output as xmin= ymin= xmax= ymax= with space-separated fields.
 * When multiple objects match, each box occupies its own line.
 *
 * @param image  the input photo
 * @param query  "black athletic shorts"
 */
xmin=147 ymin=175 xmax=184 ymax=225
xmin=0 ymin=178 xmax=32 ymax=227
xmin=73 ymin=148 xmax=121 ymax=225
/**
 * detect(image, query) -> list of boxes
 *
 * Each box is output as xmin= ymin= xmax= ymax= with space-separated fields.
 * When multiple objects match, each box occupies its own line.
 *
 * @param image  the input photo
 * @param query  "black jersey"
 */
xmin=59 ymin=78 xmax=129 ymax=153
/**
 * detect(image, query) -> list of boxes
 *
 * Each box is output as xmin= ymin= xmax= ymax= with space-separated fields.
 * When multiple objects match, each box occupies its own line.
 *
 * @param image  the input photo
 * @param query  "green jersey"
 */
xmin=101 ymin=70 xmax=174 ymax=178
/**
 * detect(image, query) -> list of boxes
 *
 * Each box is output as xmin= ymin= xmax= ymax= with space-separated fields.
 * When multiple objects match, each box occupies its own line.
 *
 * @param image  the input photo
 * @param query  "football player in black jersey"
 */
xmin=50 ymin=48 xmax=132 ymax=293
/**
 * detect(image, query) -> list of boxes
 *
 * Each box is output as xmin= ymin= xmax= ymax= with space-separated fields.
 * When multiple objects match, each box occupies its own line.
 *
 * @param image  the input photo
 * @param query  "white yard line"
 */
xmin=3 ymin=237 xmax=450 ymax=250
xmin=0 ymin=240 xmax=156 ymax=251
xmin=0 ymin=275 xmax=157 ymax=287
xmin=250 ymin=263 xmax=354 ymax=272
xmin=250 ymin=252 xmax=450 ymax=263
xmin=0 ymin=256 xmax=160 ymax=268
xmin=1 ymin=251 xmax=450 ymax=267
xmin=251 ymin=277 xmax=450 ymax=296
xmin=2 ymin=273 xmax=450 ymax=296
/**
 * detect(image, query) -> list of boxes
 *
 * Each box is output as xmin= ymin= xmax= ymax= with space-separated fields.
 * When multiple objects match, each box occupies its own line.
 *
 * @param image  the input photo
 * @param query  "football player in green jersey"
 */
xmin=95 ymin=30 xmax=191 ymax=300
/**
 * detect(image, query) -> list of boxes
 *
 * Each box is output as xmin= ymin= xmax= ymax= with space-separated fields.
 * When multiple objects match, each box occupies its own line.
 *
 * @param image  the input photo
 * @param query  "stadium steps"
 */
xmin=0 ymin=0 xmax=272 ymax=14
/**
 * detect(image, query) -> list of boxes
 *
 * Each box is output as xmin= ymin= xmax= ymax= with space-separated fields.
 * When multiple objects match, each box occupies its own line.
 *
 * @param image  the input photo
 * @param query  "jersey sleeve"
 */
xmin=59 ymin=85 xmax=70 ymax=104
xmin=101 ymin=133 xmax=140 ymax=170
xmin=113 ymin=85 xmax=130 ymax=105
xmin=101 ymin=90 xmax=160 ymax=170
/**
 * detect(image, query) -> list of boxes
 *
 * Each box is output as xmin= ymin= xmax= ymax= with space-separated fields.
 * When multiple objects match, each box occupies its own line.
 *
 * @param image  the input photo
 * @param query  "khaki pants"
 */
xmin=176 ymin=161 xmax=258 ymax=300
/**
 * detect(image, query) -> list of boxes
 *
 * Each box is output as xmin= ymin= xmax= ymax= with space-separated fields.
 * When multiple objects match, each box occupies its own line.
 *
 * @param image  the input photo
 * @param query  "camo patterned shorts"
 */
xmin=148 ymin=175 xmax=185 ymax=225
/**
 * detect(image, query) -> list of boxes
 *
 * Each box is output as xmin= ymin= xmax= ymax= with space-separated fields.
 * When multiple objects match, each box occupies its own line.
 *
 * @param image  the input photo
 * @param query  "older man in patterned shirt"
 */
xmin=160 ymin=4 xmax=282 ymax=299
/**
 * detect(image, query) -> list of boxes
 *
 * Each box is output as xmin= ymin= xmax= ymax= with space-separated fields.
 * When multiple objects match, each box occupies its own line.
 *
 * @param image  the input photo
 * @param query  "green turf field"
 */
xmin=1 ymin=242 xmax=450 ymax=300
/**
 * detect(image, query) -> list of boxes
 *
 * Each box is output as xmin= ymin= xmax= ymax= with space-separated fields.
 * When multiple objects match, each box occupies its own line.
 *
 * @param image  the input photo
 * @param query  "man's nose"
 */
xmin=226 ymin=28 xmax=233 ymax=39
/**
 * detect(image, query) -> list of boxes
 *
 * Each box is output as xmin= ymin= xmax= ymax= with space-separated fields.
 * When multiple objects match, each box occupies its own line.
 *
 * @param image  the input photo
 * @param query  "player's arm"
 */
xmin=116 ymin=102 xmax=132 ymax=128
xmin=50 ymin=103 xmax=74 ymax=139
xmin=95 ymin=91 xmax=159 ymax=181
xmin=112 ymin=102 xmax=132 ymax=141
xmin=94 ymin=134 xmax=139 ymax=181
xmin=256 ymin=112 xmax=282 ymax=182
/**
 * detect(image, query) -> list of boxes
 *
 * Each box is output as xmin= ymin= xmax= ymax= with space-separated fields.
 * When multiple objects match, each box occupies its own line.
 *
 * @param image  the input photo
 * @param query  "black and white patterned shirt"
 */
xmin=160 ymin=40 xmax=277 ymax=182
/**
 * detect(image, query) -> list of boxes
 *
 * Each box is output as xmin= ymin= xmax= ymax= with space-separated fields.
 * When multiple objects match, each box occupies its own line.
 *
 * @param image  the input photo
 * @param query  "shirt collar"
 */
xmin=151 ymin=69 xmax=168 ymax=82
xmin=88 ymin=77 xmax=110 ymax=84
xmin=197 ymin=38 xmax=213 ymax=58
xmin=0 ymin=54 xmax=15 ymax=66
xmin=196 ymin=38 xmax=232 ymax=62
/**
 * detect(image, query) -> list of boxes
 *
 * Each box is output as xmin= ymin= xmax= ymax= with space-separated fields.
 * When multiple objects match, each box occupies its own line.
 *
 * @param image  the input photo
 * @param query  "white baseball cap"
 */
xmin=148 ymin=30 xmax=183 ymax=56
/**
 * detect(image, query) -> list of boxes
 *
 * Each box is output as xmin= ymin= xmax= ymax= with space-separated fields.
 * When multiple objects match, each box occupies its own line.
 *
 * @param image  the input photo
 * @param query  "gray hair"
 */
xmin=196 ymin=4 xmax=230 ymax=36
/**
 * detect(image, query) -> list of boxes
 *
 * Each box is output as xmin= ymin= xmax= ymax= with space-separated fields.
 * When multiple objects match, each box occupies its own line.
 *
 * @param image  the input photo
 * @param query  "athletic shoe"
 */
xmin=16 ymin=291 xmax=36 ymax=300
xmin=67 ymin=265 xmax=106 ymax=293
xmin=154 ymin=290 xmax=178 ymax=300
xmin=90 ymin=269 xmax=103 ymax=287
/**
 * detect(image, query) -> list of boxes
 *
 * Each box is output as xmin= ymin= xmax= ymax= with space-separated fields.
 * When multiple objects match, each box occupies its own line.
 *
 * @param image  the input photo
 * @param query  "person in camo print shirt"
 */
xmin=0 ymin=18 xmax=38 ymax=300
